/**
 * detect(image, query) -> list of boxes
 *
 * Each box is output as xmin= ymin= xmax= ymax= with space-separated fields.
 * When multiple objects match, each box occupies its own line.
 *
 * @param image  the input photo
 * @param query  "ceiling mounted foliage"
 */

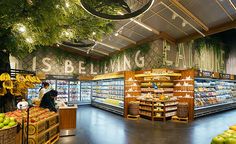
xmin=80 ymin=0 xmax=154 ymax=20
xmin=63 ymin=40 xmax=96 ymax=48
xmin=0 ymin=0 xmax=114 ymax=58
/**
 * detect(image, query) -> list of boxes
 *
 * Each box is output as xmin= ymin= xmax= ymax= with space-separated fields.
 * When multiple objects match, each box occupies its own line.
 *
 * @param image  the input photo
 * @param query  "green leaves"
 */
xmin=0 ymin=0 xmax=114 ymax=58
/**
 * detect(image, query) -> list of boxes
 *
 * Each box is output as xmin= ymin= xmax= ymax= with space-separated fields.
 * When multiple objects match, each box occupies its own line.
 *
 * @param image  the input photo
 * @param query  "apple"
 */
xmin=225 ymin=137 xmax=236 ymax=144
xmin=0 ymin=123 xmax=4 ymax=129
xmin=8 ymin=121 xmax=16 ymax=127
xmin=0 ymin=117 xmax=4 ymax=123
xmin=0 ymin=113 xmax=5 ymax=118
xmin=2 ymin=126 xmax=10 ymax=129
xmin=211 ymin=136 xmax=225 ymax=144
xmin=9 ymin=117 xmax=15 ymax=122
xmin=3 ymin=119 xmax=10 ymax=126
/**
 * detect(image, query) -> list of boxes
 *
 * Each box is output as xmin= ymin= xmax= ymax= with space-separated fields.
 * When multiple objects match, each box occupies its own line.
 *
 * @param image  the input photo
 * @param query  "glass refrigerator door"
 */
xmin=27 ymin=84 xmax=41 ymax=100
xmin=45 ymin=80 xmax=57 ymax=90
xmin=57 ymin=80 xmax=69 ymax=102
xmin=69 ymin=81 xmax=80 ymax=104
xmin=80 ymin=81 xmax=92 ymax=103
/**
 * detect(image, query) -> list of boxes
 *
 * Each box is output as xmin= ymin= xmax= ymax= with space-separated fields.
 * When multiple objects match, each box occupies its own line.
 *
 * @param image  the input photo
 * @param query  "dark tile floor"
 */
xmin=58 ymin=106 xmax=236 ymax=144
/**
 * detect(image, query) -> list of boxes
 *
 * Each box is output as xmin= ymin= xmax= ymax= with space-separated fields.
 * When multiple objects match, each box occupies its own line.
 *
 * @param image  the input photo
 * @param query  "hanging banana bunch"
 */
xmin=0 ymin=73 xmax=11 ymax=81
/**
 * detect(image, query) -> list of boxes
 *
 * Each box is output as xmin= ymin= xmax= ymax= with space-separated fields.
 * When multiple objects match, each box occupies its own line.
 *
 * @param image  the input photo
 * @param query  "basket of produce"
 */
xmin=177 ymin=103 xmax=188 ymax=118
xmin=0 ymin=113 xmax=18 ymax=144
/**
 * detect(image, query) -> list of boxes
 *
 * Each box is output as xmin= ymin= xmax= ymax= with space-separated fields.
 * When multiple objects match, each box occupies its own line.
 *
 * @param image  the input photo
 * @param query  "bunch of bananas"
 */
xmin=0 ymin=73 xmax=11 ymax=81
xmin=3 ymin=80 xmax=13 ymax=89
xmin=25 ymin=75 xmax=41 ymax=83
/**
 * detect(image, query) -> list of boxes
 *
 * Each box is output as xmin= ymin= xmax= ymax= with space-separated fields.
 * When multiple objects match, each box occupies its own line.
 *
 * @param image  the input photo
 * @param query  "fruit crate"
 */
xmin=47 ymin=114 xmax=59 ymax=127
xmin=28 ymin=124 xmax=59 ymax=144
xmin=28 ymin=131 xmax=49 ymax=144
xmin=0 ymin=125 xmax=17 ymax=144
xmin=25 ymin=114 xmax=59 ymax=135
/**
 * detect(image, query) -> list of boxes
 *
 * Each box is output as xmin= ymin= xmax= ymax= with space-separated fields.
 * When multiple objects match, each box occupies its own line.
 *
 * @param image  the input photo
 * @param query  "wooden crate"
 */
xmin=28 ymin=131 xmax=49 ymax=144
xmin=45 ymin=134 xmax=59 ymax=144
xmin=26 ymin=114 xmax=59 ymax=135
xmin=171 ymin=116 xmax=188 ymax=123
xmin=48 ymin=124 xmax=59 ymax=138
xmin=28 ymin=124 xmax=59 ymax=144
xmin=47 ymin=115 xmax=59 ymax=127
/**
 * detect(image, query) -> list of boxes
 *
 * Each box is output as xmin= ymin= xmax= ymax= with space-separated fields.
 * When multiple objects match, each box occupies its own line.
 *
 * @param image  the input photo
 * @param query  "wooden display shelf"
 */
xmin=139 ymin=108 xmax=152 ymax=111
xmin=140 ymin=103 xmax=152 ymax=106
xmin=139 ymin=113 xmax=152 ymax=117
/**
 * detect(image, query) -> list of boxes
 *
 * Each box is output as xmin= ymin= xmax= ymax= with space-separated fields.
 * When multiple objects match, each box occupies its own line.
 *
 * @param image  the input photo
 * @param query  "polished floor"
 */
xmin=58 ymin=106 xmax=236 ymax=144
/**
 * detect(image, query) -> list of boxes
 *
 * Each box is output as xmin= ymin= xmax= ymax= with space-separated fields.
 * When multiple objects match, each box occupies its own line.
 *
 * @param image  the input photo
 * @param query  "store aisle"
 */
xmin=58 ymin=106 xmax=236 ymax=144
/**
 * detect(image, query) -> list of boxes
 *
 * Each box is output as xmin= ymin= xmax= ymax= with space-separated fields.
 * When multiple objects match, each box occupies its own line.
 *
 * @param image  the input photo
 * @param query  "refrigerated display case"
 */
xmin=194 ymin=78 xmax=236 ymax=117
xmin=91 ymin=78 xmax=124 ymax=115
xmin=45 ymin=79 xmax=57 ymax=90
xmin=57 ymin=80 xmax=69 ymax=102
xmin=27 ymin=84 xmax=41 ymax=99
xmin=69 ymin=81 xmax=80 ymax=104
xmin=79 ymin=81 xmax=92 ymax=104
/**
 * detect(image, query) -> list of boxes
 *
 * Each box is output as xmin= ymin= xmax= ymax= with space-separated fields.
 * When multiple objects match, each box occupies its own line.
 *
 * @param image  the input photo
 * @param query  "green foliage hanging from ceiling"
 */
xmin=0 ymin=0 xmax=114 ymax=58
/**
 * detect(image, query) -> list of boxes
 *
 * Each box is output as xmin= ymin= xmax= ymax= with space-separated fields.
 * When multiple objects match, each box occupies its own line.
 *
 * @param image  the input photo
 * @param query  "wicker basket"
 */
xmin=0 ymin=126 xmax=17 ymax=144
xmin=177 ymin=103 xmax=189 ymax=118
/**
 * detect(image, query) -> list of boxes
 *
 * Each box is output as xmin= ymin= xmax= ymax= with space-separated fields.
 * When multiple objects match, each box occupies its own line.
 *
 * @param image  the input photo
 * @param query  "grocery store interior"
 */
xmin=1 ymin=0 xmax=236 ymax=144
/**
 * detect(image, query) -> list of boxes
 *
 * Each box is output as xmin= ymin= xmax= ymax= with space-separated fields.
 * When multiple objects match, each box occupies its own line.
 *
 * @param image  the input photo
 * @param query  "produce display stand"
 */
xmin=15 ymin=114 xmax=59 ymax=144
xmin=139 ymin=99 xmax=178 ymax=121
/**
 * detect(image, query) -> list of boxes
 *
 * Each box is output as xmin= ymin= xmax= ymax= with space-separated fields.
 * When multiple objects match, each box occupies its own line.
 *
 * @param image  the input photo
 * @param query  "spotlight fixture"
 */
xmin=182 ymin=21 xmax=187 ymax=27
xmin=92 ymin=32 xmax=96 ymax=36
xmin=114 ymin=33 xmax=119 ymax=36
xmin=172 ymin=13 xmax=177 ymax=20
xmin=56 ymin=44 xmax=60 ymax=47
xmin=65 ymin=2 xmax=70 ymax=8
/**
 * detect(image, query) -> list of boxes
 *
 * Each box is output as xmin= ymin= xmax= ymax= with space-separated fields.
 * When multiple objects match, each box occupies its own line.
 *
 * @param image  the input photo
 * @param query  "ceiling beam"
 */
xmin=216 ymin=0 xmax=234 ymax=21
xmin=159 ymin=2 xmax=205 ymax=37
xmin=170 ymin=0 xmax=209 ymax=31
xmin=228 ymin=0 xmax=236 ymax=11
xmin=109 ymin=34 xmax=164 ymax=56
xmin=92 ymin=49 xmax=109 ymax=56
xmin=96 ymin=41 xmax=120 ymax=51
xmin=177 ymin=20 xmax=236 ymax=43
xmin=115 ymin=33 xmax=136 ymax=44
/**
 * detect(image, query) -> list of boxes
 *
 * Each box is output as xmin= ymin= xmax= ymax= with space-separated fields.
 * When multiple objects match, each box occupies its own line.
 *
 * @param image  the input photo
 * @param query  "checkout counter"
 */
xmin=58 ymin=102 xmax=78 ymax=137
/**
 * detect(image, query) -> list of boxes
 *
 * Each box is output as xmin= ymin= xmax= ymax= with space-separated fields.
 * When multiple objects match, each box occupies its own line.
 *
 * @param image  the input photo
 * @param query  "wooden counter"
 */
xmin=59 ymin=105 xmax=77 ymax=136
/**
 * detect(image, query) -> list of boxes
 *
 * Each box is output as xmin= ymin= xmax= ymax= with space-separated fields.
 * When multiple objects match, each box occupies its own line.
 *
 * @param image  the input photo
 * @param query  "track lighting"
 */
xmin=114 ymin=33 xmax=119 ymax=36
xmin=182 ymin=21 xmax=187 ymax=27
xmin=172 ymin=13 xmax=177 ymax=20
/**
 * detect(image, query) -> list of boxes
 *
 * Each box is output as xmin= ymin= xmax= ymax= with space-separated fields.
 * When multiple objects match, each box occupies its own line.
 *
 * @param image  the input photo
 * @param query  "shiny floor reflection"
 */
xmin=58 ymin=106 xmax=236 ymax=144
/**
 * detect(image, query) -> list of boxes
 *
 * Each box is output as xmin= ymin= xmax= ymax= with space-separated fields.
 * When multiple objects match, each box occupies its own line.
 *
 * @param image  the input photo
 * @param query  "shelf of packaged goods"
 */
xmin=92 ymin=96 xmax=124 ymax=101
xmin=154 ymin=103 xmax=178 ymax=107
xmin=139 ymin=108 xmax=152 ymax=112
xmin=139 ymin=103 xmax=152 ymax=106
xmin=195 ymin=77 xmax=236 ymax=82
xmin=174 ymin=91 xmax=194 ymax=93
xmin=154 ymin=114 xmax=176 ymax=118
xmin=92 ymin=101 xmax=124 ymax=115
xmin=135 ymin=73 xmax=182 ymax=78
xmin=174 ymin=85 xmax=193 ymax=87
xmin=93 ymin=85 xmax=124 ymax=86
xmin=154 ymin=109 xmax=177 ymax=113
xmin=93 ymin=100 xmax=124 ymax=109
xmin=92 ymin=89 xmax=124 ymax=91
xmin=141 ymin=85 xmax=174 ymax=88
xmin=139 ymin=113 xmax=152 ymax=117
xmin=125 ymin=91 xmax=141 ymax=93
xmin=194 ymin=101 xmax=236 ymax=118
xmin=141 ymin=91 xmax=173 ymax=93
xmin=141 ymin=80 xmax=172 ymax=82
xmin=154 ymin=100 xmax=177 ymax=103
xmin=173 ymin=80 xmax=194 ymax=82
xmin=125 ymin=85 xmax=140 ymax=87
xmin=194 ymin=86 xmax=216 ymax=88
xmin=92 ymin=93 xmax=124 ymax=96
